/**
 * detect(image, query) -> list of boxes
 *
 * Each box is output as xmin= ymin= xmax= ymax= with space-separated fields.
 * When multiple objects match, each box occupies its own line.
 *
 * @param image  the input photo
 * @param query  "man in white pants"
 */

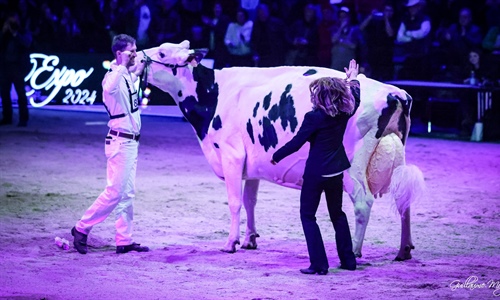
xmin=72 ymin=34 xmax=149 ymax=254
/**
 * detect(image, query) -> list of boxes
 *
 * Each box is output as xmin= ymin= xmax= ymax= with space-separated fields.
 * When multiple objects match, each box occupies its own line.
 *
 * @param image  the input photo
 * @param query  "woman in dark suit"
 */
xmin=271 ymin=59 xmax=360 ymax=275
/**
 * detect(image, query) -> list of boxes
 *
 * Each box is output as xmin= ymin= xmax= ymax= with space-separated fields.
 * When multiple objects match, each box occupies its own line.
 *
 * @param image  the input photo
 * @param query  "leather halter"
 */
xmin=139 ymin=50 xmax=189 ymax=92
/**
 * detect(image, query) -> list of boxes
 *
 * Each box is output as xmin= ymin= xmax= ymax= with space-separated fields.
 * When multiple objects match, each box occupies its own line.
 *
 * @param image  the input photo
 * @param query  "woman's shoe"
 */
xmin=300 ymin=268 xmax=328 ymax=275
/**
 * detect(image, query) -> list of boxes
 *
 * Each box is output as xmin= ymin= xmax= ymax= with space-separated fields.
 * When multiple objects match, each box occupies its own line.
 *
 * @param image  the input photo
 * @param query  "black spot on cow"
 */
xmin=246 ymin=119 xmax=255 ymax=144
xmin=303 ymin=69 xmax=317 ymax=76
xmin=263 ymin=92 xmax=272 ymax=110
xmin=376 ymin=93 xmax=413 ymax=144
xmin=258 ymin=117 xmax=278 ymax=151
xmin=212 ymin=115 xmax=222 ymax=130
xmin=178 ymin=90 xmax=182 ymax=97
xmin=268 ymin=104 xmax=279 ymax=122
xmin=398 ymin=93 xmax=412 ymax=145
xmin=253 ymin=102 xmax=260 ymax=117
xmin=375 ymin=94 xmax=398 ymax=140
xmin=214 ymin=143 xmax=219 ymax=148
xmin=178 ymin=64 xmax=219 ymax=140
xmin=278 ymin=84 xmax=298 ymax=132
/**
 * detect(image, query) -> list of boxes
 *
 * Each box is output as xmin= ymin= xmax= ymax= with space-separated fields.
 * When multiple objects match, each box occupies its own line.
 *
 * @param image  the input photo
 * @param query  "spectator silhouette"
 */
xmin=103 ymin=0 xmax=127 ymax=41
xmin=178 ymin=0 xmax=203 ymax=41
xmin=251 ymin=3 xmax=287 ymax=67
xmin=360 ymin=3 xmax=398 ymax=81
xmin=434 ymin=7 xmax=483 ymax=73
xmin=285 ymin=3 xmax=319 ymax=66
xmin=330 ymin=6 xmax=365 ymax=72
xmin=201 ymin=1 xmax=231 ymax=69
xmin=123 ymin=0 xmax=153 ymax=49
xmin=0 ymin=10 xmax=32 ymax=127
xmin=454 ymin=49 xmax=497 ymax=135
xmin=57 ymin=6 xmax=82 ymax=52
xmin=317 ymin=4 xmax=337 ymax=68
xmin=224 ymin=8 xmax=253 ymax=67
xmin=393 ymin=0 xmax=431 ymax=80
xmin=32 ymin=2 xmax=58 ymax=52
xmin=150 ymin=0 xmax=182 ymax=44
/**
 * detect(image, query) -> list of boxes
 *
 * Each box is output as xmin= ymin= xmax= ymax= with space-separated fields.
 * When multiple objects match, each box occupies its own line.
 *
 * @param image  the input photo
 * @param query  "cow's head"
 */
xmin=143 ymin=40 xmax=207 ymax=67
xmin=138 ymin=40 xmax=208 ymax=100
xmin=139 ymin=41 xmax=217 ymax=141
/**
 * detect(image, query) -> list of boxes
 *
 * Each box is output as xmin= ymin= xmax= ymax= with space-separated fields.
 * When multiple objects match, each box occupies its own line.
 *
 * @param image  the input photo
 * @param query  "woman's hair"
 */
xmin=309 ymin=77 xmax=358 ymax=117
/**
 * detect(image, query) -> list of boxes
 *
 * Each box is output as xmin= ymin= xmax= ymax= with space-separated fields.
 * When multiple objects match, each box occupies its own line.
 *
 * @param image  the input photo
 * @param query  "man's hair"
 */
xmin=111 ymin=34 xmax=136 ymax=57
xmin=309 ymin=77 xmax=358 ymax=117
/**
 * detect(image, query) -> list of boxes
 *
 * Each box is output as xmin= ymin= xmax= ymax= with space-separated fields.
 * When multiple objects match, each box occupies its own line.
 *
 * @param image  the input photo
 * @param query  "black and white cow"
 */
xmin=135 ymin=41 xmax=425 ymax=261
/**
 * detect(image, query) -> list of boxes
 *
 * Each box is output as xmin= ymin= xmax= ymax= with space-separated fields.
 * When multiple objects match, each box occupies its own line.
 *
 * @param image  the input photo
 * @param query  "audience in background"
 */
xmin=224 ymin=8 xmax=253 ymax=67
xmin=316 ymin=4 xmax=337 ymax=68
xmin=57 ymin=5 xmax=82 ymax=52
xmin=284 ymin=3 xmax=319 ymax=66
xmin=393 ymin=0 xmax=432 ymax=80
xmin=360 ymin=3 xmax=398 ymax=81
xmin=122 ymin=0 xmax=153 ymax=49
xmin=150 ymin=0 xmax=182 ymax=45
xmin=0 ymin=0 xmax=498 ymax=83
xmin=455 ymin=48 xmax=497 ymax=135
xmin=250 ymin=3 xmax=286 ymax=67
xmin=202 ymin=1 xmax=231 ymax=68
xmin=330 ymin=6 xmax=365 ymax=72
xmin=0 ymin=10 xmax=32 ymax=127
xmin=434 ymin=7 xmax=483 ymax=75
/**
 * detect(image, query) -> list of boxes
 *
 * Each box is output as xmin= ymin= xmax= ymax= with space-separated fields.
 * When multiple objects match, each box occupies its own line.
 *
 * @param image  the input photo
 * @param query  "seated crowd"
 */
xmin=1 ymin=0 xmax=499 ymax=84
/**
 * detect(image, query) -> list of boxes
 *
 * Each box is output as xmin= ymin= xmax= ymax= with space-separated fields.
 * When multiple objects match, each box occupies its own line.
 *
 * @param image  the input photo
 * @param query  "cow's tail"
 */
xmin=390 ymin=164 xmax=426 ymax=217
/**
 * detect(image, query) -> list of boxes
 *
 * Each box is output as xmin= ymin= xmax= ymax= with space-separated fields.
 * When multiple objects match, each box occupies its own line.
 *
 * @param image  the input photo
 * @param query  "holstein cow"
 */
xmin=135 ymin=41 xmax=425 ymax=261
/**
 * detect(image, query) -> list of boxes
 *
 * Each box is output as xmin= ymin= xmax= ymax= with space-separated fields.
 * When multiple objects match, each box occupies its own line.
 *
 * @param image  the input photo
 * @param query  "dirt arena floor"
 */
xmin=0 ymin=108 xmax=499 ymax=300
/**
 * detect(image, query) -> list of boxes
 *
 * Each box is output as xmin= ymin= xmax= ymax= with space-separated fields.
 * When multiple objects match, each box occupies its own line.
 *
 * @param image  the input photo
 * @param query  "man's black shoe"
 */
xmin=300 ymin=267 xmax=328 ymax=275
xmin=116 ymin=243 xmax=150 ymax=254
xmin=71 ymin=227 xmax=88 ymax=254
xmin=17 ymin=121 xmax=27 ymax=127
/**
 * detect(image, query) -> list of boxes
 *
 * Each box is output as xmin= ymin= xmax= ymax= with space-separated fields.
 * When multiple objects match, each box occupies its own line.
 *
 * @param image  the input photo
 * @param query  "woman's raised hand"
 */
xmin=344 ymin=59 xmax=359 ymax=80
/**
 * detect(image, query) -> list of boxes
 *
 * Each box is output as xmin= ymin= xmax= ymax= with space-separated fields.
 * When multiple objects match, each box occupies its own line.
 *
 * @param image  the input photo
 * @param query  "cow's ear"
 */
xmin=187 ymin=48 xmax=208 ymax=64
xmin=179 ymin=40 xmax=190 ymax=49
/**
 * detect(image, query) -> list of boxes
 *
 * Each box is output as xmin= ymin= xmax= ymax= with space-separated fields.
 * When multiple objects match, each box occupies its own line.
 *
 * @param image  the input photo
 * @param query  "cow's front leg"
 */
xmin=395 ymin=207 xmax=414 ymax=261
xmin=241 ymin=179 xmax=260 ymax=250
xmin=350 ymin=184 xmax=374 ymax=258
xmin=221 ymin=155 xmax=245 ymax=253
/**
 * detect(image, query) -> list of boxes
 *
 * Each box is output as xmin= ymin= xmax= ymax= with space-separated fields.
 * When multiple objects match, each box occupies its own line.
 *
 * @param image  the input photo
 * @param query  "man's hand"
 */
xmin=119 ymin=50 xmax=132 ymax=67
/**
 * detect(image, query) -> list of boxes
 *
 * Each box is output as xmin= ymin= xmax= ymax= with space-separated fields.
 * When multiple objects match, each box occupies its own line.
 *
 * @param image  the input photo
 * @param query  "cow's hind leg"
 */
xmin=395 ymin=207 xmax=414 ymax=261
xmin=390 ymin=164 xmax=425 ymax=261
xmin=241 ymin=179 xmax=260 ymax=250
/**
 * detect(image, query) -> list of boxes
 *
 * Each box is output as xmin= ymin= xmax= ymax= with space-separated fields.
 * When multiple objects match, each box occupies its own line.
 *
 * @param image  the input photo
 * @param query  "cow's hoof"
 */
xmin=221 ymin=240 xmax=240 ymax=253
xmin=394 ymin=245 xmax=413 ymax=261
xmin=354 ymin=251 xmax=362 ymax=258
xmin=241 ymin=233 xmax=260 ymax=250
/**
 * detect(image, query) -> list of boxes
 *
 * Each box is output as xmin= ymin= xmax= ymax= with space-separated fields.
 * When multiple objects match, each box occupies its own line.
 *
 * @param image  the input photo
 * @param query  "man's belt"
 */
xmin=109 ymin=129 xmax=140 ymax=141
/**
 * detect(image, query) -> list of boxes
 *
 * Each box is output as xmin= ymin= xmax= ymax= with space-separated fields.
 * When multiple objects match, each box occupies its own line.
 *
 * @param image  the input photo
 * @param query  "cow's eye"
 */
xmin=159 ymin=52 xmax=165 ymax=59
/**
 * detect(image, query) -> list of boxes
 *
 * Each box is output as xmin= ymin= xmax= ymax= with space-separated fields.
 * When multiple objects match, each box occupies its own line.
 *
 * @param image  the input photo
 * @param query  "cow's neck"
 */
xmin=179 ymin=64 xmax=219 ymax=141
